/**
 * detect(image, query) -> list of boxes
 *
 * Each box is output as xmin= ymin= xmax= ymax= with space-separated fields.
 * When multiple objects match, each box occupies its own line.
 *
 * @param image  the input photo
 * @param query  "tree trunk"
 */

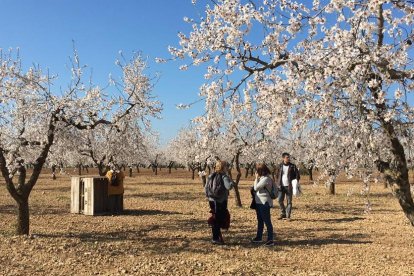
xmin=373 ymin=3 xmax=414 ymax=225
xmin=168 ymin=167 xmax=172 ymax=174
xmin=390 ymin=170 xmax=414 ymax=225
xmin=136 ymin=165 xmax=140 ymax=173
xmin=85 ymin=166 xmax=89 ymax=173
xmin=78 ymin=165 xmax=82 ymax=176
xmin=385 ymin=137 xmax=414 ymax=225
xmin=191 ymin=169 xmax=196 ymax=180
xmin=51 ymin=165 xmax=56 ymax=180
xmin=17 ymin=198 xmax=30 ymax=235
xmin=233 ymin=152 xmax=243 ymax=207
xmin=384 ymin=178 xmax=389 ymax=189
xmin=1 ymin=143 xmax=50 ymax=236
xmin=129 ymin=167 xmax=133 ymax=177
xmin=308 ymin=166 xmax=314 ymax=181
xmin=233 ymin=180 xmax=242 ymax=207
xmin=326 ymin=171 xmax=336 ymax=195
xmin=97 ymin=164 xmax=106 ymax=176
xmin=245 ymin=168 xmax=249 ymax=178
xmin=328 ymin=181 xmax=335 ymax=195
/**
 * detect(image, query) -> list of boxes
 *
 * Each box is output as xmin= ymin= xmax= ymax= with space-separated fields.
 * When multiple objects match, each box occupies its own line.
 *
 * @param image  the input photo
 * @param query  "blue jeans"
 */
xmin=255 ymin=202 xmax=274 ymax=241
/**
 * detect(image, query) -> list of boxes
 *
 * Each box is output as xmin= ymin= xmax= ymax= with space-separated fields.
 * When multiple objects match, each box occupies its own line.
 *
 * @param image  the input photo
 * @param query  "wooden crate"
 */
xmin=71 ymin=177 xmax=109 ymax=216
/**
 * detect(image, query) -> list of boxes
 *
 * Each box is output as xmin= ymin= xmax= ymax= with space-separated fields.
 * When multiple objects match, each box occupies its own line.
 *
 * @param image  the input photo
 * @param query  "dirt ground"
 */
xmin=1 ymin=168 xmax=414 ymax=276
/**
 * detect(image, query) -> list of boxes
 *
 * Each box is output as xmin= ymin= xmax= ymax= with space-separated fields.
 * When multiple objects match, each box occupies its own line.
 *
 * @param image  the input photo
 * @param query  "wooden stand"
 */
xmin=71 ymin=176 xmax=109 ymax=216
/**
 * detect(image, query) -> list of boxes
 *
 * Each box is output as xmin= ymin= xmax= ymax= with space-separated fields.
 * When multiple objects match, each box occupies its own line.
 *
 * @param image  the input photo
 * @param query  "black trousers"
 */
xmin=209 ymin=200 xmax=227 ymax=241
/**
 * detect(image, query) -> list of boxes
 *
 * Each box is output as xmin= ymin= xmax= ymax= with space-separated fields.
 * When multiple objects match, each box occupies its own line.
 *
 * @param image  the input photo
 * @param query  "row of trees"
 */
xmin=163 ymin=0 xmax=414 ymax=226
xmin=2 ymin=0 xmax=414 ymax=235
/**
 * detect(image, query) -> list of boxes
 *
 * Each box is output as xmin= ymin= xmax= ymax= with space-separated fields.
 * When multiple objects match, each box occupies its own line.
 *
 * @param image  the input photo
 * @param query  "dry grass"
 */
xmin=1 ymin=168 xmax=414 ymax=275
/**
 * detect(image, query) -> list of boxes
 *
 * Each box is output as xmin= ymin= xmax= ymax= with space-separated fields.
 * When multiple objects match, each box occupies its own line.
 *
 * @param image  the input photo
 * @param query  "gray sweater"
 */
xmin=205 ymin=173 xmax=234 ymax=203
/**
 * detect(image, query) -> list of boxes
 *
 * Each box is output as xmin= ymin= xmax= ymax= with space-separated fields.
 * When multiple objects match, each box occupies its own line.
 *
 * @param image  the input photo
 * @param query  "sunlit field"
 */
xmin=1 ymin=169 xmax=413 ymax=275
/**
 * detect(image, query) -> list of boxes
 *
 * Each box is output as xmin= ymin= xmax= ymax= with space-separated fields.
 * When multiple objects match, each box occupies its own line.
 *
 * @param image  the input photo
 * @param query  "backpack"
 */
xmin=111 ymin=171 xmax=120 ymax=186
xmin=205 ymin=173 xmax=227 ymax=199
xmin=264 ymin=177 xmax=278 ymax=199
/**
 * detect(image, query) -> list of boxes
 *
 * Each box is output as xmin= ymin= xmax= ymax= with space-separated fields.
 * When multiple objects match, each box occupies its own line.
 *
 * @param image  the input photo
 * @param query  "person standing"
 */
xmin=106 ymin=165 xmax=125 ymax=215
xmin=205 ymin=160 xmax=234 ymax=245
xmin=276 ymin=153 xmax=300 ymax=220
xmin=251 ymin=163 xmax=275 ymax=246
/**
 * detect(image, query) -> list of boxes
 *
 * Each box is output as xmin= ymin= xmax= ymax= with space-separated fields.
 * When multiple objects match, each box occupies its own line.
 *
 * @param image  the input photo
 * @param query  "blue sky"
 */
xmin=0 ymin=0 xmax=209 ymax=144
xmin=2 ymin=1 xmax=413 ymax=145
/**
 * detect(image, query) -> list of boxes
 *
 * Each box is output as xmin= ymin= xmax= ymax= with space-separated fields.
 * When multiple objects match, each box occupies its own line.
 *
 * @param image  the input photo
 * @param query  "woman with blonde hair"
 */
xmin=205 ymin=160 xmax=234 ymax=245
xmin=251 ymin=163 xmax=275 ymax=246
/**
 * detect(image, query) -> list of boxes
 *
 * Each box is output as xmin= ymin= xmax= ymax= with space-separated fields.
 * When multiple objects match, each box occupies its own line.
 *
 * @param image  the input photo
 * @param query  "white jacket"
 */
xmin=253 ymin=175 xmax=274 ymax=207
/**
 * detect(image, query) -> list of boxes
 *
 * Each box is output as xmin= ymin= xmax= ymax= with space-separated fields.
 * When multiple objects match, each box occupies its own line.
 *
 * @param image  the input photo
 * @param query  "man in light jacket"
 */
xmin=275 ymin=153 xmax=300 ymax=220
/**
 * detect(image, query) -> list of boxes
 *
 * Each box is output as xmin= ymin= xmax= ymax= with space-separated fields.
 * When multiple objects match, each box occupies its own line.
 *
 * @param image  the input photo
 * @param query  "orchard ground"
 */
xmin=1 ymin=169 xmax=414 ymax=276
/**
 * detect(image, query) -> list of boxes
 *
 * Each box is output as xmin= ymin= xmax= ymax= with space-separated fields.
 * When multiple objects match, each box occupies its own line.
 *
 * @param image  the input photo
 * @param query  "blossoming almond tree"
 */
xmin=72 ymin=121 xmax=148 ymax=176
xmin=193 ymin=93 xmax=266 ymax=207
xmin=49 ymin=54 xmax=160 ymax=178
xmin=47 ymin=127 xmax=91 ymax=176
xmin=169 ymin=0 xmax=414 ymax=225
xmin=0 ymin=50 xmax=161 ymax=235
xmin=168 ymin=126 xmax=210 ymax=180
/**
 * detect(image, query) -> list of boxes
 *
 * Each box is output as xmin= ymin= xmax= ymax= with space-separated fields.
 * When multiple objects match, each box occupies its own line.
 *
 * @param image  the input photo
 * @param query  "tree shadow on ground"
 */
xmin=0 ymin=204 xmax=15 ymax=214
xmin=126 ymin=192 xmax=201 ymax=201
xmin=224 ymin=225 xmax=372 ymax=249
xmin=366 ymin=192 xmax=394 ymax=198
xmin=277 ymin=235 xmax=372 ymax=247
xmin=222 ymin=237 xmax=372 ymax=250
xmin=26 ymin=211 xmax=374 ymax=255
xmin=32 ymin=208 xmax=69 ymax=215
xmin=304 ymin=203 xmax=399 ymax=215
xmin=322 ymin=217 xmax=365 ymax=223
xmin=34 ymin=219 xmax=211 ymax=255
xmin=304 ymin=204 xmax=365 ymax=216
xmin=34 ymin=186 xmax=71 ymax=192
xmin=133 ymin=182 xmax=201 ymax=187
xmin=162 ymin=218 xmax=208 ymax=232
xmin=0 ymin=204 xmax=68 ymax=216
xmin=370 ymin=208 xmax=399 ymax=213
xmin=122 ymin=209 xmax=182 ymax=216
xmin=299 ymin=217 xmax=365 ymax=223
xmin=35 ymin=226 xmax=160 ymax=242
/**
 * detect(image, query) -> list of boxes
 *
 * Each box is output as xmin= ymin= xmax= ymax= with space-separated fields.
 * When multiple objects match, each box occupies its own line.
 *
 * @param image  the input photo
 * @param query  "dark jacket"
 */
xmin=275 ymin=162 xmax=300 ymax=190
xmin=205 ymin=173 xmax=234 ymax=203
